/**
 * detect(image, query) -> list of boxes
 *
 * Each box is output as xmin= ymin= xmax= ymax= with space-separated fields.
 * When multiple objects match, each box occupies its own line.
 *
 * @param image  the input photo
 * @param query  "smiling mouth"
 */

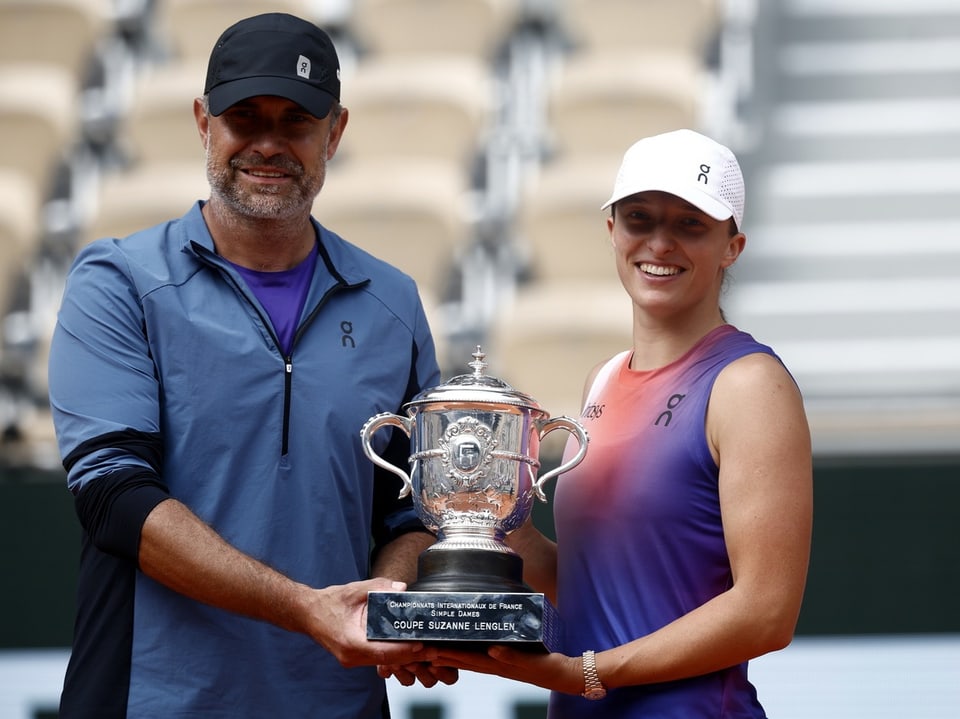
xmin=244 ymin=169 xmax=289 ymax=178
xmin=639 ymin=263 xmax=681 ymax=277
xmin=232 ymin=154 xmax=302 ymax=178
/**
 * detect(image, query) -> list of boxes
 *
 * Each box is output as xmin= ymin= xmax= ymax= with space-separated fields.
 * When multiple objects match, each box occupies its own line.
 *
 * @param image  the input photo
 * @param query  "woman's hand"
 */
xmin=425 ymin=645 xmax=584 ymax=695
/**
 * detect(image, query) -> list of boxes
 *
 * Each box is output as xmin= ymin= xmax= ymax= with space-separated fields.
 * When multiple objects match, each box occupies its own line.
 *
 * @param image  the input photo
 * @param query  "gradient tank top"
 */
xmin=549 ymin=324 xmax=777 ymax=719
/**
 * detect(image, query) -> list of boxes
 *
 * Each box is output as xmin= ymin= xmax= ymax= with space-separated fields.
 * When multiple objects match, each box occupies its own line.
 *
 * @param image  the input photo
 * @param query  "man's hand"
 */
xmin=301 ymin=578 xmax=433 ymax=668
xmin=378 ymin=662 xmax=459 ymax=688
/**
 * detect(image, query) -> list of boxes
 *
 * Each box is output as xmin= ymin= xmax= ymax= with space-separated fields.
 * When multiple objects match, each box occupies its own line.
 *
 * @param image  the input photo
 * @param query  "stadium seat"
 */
xmin=0 ymin=64 xmax=79 ymax=200
xmin=340 ymin=56 xmax=494 ymax=167
xmin=0 ymin=0 xmax=111 ymax=81
xmin=120 ymin=60 xmax=207 ymax=166
xmin=514 ymin=154 xmax=622 ymax=284
xmin=313 ymin=158 xmax=473 ymax=300
xmin=349 ymin=0 xmax=519 ymax=60
xmin=546 ymin=50 xmax=705 ymax=159
xmin=155 ymin=0 xmax=316 ymax=62
xmin=486 ymin=280 xmax=633 ymax=451
xmin=559 ymin=0 xmax=720 ymax=58
xmin=0 ymin=170 xmax=41 ymax=315
xmin=81 ymin=162 xmax=210 ymax=246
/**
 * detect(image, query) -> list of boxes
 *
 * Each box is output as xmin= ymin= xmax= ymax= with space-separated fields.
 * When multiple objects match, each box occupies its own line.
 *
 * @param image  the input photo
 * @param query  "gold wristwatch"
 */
xmin=581 ymin=649 xmax=607 ymax=700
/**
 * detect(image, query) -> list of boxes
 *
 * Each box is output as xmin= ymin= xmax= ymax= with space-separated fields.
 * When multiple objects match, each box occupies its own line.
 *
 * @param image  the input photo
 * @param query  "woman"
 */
xmin=422 ymin=129 xmax=813 ymax=717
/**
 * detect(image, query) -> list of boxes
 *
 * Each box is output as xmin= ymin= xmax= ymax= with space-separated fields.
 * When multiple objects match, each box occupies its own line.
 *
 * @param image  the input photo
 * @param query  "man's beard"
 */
xmin=206 ymin=150 xmax=325 ymax=220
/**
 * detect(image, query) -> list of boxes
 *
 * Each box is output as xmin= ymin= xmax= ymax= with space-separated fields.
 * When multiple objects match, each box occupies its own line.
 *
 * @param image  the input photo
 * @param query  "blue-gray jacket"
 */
xmin=48 ymin=202 xmax=441 ymax=718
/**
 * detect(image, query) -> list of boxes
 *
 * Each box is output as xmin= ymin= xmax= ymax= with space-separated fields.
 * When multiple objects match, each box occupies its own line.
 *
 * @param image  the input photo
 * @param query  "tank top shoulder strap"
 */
xmin=583 ymin=350 xmax=631 ymax=408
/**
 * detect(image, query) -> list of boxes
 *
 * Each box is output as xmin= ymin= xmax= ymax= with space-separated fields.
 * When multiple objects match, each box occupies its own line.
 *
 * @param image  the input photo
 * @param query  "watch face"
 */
xmin=583 ymin=687 xmax=607 ymax=700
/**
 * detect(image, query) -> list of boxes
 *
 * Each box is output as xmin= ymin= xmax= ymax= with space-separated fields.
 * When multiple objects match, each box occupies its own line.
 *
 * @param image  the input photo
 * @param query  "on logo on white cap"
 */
xmin=698 ymin=164 xmax=711 ymax=185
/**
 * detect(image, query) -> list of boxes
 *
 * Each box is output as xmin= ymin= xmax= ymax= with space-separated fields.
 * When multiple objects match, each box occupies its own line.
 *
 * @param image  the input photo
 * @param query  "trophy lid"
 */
xmin=406 ymin=346 xmax=545 ymax=412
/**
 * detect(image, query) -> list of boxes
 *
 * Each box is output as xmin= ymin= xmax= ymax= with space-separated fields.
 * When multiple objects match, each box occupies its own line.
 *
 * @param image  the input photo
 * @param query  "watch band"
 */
xmin=581 ymin=649 xmax=607 ymax=700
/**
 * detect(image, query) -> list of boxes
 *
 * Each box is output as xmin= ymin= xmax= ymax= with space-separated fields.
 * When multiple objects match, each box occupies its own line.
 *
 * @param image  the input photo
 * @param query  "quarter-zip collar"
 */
xmin=177 ymin=201 xmax=371 ymax=456
xmin=179 ymin=200 xmax=372 ymax=293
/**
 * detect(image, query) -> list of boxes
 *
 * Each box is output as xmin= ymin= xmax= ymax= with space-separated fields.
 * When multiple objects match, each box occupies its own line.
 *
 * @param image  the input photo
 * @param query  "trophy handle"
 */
xmin=531 ymin=416 xmax=589 ymax=501
xmin=361 ymin=412 xmax=414 ymax=499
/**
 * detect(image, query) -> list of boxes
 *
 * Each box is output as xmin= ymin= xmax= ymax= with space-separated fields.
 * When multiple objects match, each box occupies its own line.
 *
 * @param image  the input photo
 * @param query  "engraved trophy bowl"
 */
xmin=361 ymin=347 xmax=589 ymax=594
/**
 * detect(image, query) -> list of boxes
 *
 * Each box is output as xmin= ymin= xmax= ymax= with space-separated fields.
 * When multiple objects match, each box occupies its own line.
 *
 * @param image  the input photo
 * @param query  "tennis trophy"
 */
xmin=361 ymin=347 xmax=588 ymax=651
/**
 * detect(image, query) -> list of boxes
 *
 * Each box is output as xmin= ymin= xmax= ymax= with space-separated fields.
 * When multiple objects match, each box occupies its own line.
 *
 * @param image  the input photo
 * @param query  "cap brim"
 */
xmin=600 ymin=178 xmax=734 ymax=223
xmin=208 ymin=76 xmax=335 ymax=118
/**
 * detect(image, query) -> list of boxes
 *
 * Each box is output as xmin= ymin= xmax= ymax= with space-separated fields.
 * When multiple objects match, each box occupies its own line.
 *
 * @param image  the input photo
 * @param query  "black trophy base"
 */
xmin=367 ymin=549 xmax=561 ymax=651
xmin=409 ymin=548 xmax=530 ymax=593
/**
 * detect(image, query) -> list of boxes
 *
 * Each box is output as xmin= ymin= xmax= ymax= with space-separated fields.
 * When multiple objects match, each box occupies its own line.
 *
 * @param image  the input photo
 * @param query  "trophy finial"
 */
xmin=469 ymin=345 xmax=487 ymax=378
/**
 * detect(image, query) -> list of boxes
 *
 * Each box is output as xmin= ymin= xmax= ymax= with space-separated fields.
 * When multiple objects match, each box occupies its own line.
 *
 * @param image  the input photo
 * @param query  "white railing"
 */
xmin=5 ymin=635 xmax=959 ymax=719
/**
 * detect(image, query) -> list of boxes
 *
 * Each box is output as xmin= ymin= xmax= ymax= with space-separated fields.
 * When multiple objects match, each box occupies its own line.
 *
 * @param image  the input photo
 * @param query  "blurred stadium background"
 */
xmin=1 ymin=0 xmax=958 ymax=717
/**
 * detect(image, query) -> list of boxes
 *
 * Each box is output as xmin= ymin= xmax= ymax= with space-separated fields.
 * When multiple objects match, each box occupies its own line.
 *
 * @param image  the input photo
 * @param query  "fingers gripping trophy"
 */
xmin=361 ymin=347 xmax=589 ymax=650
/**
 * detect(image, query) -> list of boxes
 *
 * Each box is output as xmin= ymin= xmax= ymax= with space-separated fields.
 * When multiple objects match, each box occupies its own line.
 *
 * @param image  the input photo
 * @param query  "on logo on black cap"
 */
xmin=297 ymin=55 xmax=311 ymax=79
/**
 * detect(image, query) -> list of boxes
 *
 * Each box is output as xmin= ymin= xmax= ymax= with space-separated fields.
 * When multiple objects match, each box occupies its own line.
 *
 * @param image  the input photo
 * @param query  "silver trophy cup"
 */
xmin=361 ymin=347 xmax=588 ymax=596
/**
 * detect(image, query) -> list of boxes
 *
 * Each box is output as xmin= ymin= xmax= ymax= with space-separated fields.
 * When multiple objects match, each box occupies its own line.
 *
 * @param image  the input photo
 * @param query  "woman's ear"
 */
xmin=721 ymin=231 xmax=746 ymax=269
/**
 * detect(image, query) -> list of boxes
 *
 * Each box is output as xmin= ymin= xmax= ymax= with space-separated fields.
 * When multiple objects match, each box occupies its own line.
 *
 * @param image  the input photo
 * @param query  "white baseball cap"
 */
xmin=601 ymin=129 xmax=745 ymax=230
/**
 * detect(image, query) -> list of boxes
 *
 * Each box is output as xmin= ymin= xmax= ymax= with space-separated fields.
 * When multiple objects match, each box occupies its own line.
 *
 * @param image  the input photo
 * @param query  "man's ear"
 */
xmin=326 ymin=107 xmax=349 ymax=160
xmin=193 ymin=97 xmax=209 ymax=150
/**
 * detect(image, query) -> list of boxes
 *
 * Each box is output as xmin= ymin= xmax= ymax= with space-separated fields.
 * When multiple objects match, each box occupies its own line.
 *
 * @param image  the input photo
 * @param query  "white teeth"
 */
xmin=248 ymin=170 xmax=284 ymax=178
xmin=639 ymin=263 xmax=680 ymax=276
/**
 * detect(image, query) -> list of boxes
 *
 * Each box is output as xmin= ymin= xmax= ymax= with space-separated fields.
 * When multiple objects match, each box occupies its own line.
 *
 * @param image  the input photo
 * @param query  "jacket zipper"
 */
xmin=281 ymin=357 xmax=294 ymax=455
xmin=199 ymin=246 xmax=357 ymax=457
xmin=279 ymin=284 xmax=350 ymax=455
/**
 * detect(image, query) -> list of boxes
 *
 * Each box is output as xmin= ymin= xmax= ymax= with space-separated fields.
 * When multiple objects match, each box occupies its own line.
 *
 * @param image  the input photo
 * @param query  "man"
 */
xmin=49 ymin=13 xmax=448 ymax=718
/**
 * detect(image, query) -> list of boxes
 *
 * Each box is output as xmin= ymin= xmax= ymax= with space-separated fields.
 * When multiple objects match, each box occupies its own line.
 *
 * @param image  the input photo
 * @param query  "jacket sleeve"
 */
xmin=49 ymin=241 xmax=170 ymax=562
xmin=369 ymin=294 xmax=441 ymax=555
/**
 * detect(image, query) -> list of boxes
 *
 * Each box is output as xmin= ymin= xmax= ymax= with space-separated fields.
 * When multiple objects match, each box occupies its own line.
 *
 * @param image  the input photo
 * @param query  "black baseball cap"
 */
xmin=204 ymin=13 xmax=340 ymax=118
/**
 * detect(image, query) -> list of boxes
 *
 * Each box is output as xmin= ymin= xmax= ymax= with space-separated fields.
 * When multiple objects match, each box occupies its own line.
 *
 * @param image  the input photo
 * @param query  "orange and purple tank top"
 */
xmin=550 ymin=324 xmax=781 ymax=718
